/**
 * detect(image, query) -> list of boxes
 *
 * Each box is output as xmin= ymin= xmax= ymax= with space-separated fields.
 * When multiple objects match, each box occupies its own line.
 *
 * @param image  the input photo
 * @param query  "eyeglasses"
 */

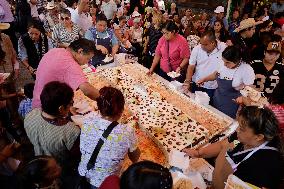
xmin=61 ymin=16 xmax=70 ymax=21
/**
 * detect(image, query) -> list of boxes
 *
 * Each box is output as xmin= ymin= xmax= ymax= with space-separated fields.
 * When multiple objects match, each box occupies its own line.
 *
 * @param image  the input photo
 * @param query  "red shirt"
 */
xmin=268 ymin=104 xmax=284 ymax=135
xmin=99 ymin=175 xmax=120 ymax=189
xmin=155 ymin=34 xmax=190 ymax=73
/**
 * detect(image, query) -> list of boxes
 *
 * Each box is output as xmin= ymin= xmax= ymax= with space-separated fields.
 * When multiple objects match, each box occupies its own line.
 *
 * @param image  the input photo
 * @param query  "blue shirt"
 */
xmin=85 ymin=27 xmax=118 ymax=46
xmin=18 ymin=98 xmax=32 ymax=118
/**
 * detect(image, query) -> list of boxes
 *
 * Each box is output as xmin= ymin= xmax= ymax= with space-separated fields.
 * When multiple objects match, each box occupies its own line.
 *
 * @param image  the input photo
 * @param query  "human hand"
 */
xmin=70 ymin=106 xmax=79 ymax=115
xmin=176 ymin=66 xmax=181 ymax=73
xmin=182 ymin=81 xmax=191 ymax=92
xmin=196 ymin=78 xmax=205 ymax=86
xmin=226 ymin=40 xmax=233 ymax=46
xmin=0 ymin=142 xmax=21 ymax=158
xmin=182 ymin=148 xmax=199 ymax=158
xmin=234 ymin=96 xmax=252 ymax=106
xmin=96 ymin=45 xmax=109 ymax=54
xmin=147 ymin=70 xmax=154 ymax=76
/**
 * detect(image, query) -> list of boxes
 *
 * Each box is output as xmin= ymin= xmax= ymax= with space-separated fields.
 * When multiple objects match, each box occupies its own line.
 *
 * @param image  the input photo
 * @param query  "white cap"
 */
xmin=46 ymin=1 xmax=55 ymax=10
xmin=214 ymin=6 xmax=224 ymax=14
xmin=132 ymin=11 xmax=141 ymax=17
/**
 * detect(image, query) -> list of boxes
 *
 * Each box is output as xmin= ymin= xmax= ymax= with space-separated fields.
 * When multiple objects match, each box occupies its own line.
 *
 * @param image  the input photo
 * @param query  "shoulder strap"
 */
xmin=167 ymin=41 xmax=173 ymax=71
xmin=86 ymin=121 xmax=119 ymax=170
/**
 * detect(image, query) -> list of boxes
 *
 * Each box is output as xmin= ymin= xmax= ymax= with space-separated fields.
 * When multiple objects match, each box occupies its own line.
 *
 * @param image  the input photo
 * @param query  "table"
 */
xmin=75 ymin=62 xmax=236 ymax=169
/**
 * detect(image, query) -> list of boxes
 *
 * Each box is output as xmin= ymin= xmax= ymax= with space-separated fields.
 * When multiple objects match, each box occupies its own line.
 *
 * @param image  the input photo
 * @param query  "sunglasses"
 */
xmin=61 ymin=16 xmax=70 ymax=21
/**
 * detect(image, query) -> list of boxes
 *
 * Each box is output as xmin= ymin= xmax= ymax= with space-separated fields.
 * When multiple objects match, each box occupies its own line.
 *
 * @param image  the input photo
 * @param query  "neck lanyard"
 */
xmin=231 ymin=141 xmax=269 ymax=171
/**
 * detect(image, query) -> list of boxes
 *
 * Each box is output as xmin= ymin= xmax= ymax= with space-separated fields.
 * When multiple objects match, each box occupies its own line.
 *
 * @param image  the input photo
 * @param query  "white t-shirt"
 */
xmin=101 ymin=0 xmax=117 ymax=20
xmin=218 ymin=62 xmax=255 ymax=90
xmin=72 ymin=8 xmax=92 ymax=32
xmin=189 ymin=42 xmax=227 ymax=89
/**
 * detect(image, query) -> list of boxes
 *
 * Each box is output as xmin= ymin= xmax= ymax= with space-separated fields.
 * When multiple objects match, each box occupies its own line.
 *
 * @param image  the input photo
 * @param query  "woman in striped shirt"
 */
xmin=52 ymin=8 xmax=82 ymax=48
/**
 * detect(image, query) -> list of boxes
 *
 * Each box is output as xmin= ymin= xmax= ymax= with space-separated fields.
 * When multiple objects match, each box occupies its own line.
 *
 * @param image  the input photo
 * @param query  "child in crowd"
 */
xmin=18 ymin=83 xmax=35 ymax=119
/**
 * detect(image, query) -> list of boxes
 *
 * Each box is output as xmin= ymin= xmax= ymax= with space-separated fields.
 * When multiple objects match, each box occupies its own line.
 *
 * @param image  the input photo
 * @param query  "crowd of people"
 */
xmin=0 ymin=0 xmax=284 ymax=188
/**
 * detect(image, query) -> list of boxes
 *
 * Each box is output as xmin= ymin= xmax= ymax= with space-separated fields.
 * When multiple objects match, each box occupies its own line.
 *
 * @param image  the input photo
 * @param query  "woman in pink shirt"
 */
xmin=148 ymin=21 xmax=190 ymax=82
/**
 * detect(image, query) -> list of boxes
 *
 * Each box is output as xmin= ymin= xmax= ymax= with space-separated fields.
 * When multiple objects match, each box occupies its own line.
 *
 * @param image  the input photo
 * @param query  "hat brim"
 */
xmin=46 ymin=5 xmax=55 ymax=9
xmin=0 ymin=23 xmax=10 ymax=30
xmin=234 ymin=20 xmax=263 ymax=33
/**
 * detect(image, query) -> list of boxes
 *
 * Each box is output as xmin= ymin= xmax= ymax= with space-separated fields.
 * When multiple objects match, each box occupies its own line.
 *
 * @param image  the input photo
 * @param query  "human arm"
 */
xmin=0 ymin=142 xmax=21 ymax=163
xmin=147 ymin=54 xmax=161 ymax=75
xmin=77 ymin=0 xmax=89 ymax=15
xmin=79 ymin=82 xmax=100 ymax=101
xmin=176 ymin=38 xmax=190 ymax=73
xmin=196 ymin=71 xmax=218 ymax=86
xmin=176 ymin=57 xmax=189 ymax=73
xmin=183 ymin=138 xmax=233 ymax=158
xmin=128 ymin=148 xmax=140 ymax=163
xmin=212 ymin=146 xmax=234 ymax=189
xmin=111 ymin=32 xmax=119 ymax=56
xmin=112 ymin=44 xmax=119 ymax=57
xmin=127 ymin=128 xmax=140 ymax=163
xmin=182 ymin=64 xmax=195 ymax=91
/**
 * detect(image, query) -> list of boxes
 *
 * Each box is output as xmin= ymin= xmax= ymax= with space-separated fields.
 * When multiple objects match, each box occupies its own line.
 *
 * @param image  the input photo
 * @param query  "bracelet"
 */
xmin=184 ymin=80 xmax=192 ymax=84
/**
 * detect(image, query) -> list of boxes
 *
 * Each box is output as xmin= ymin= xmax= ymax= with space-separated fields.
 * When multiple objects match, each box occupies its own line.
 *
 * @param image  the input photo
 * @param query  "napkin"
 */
xmin=169 ymin=150 xmax=190 ymax=171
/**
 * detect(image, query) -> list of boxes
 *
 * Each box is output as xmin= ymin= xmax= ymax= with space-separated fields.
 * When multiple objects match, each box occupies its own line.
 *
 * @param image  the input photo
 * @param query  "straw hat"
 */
xmin=46 ymin=1 xmax=55 ymax=10
xmin=0 ymin=23 xmax=10 ymax=30
xmin=234 ymin=18 xmax=263 ymax=33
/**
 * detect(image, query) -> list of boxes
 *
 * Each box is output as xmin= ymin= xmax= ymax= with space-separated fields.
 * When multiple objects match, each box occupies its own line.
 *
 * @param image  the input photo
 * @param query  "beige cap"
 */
xmin=0 ymin=23 xmax=10 ymax=30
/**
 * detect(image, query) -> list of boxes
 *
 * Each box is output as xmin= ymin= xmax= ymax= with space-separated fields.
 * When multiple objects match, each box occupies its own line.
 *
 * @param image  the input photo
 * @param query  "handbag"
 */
xmin=78 ymin=121 xmax=119 ymax=189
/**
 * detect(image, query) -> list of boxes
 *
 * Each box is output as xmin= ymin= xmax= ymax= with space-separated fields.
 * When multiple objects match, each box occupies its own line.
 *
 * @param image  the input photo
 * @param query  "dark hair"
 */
xmin=119 ymin=16 xmax=127 ymax=21
xmin=161 ymin=20 xmax=179 ymax=33
xmin=96 ymin=87 xmax=125 ymax=118
xmin=96 ymin=13 xmax=108 ymax=23
xmin=40 ymin=81 xmax=74 ymax=116
xmin=200 ymin=30 xmax=216 ymax=42
xmin=16 ymin=156 xmax=60 ymax=189
xmin=214 ymin=19 xmax=229 ymax=42
xmin=120 ymin=161 xmax=173 ymax=189
xmin=0 ymin=43 xmax=5 ymax=62
xmin=27 ymin=19 xmax=46 ymax=34
xmin=69 ymin=38 xmax=96 ymax=54
xmin=60 ymin=8 xmax=71 ymax=16
xmin=237 ymin=106 xmax=284 ymax=155
xmin=24 ymin=83 xmax=35 ymax=99
xmin=222 ymin=46 xmax=241 ymax=63
xmin=65 ymin=0 xmax=78 ymax=7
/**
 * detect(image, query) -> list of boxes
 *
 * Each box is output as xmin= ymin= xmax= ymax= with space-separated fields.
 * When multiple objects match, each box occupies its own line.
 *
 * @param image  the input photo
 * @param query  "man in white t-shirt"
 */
xmin=73 ymin=0 xmax=92 ymax=32
xmin=183 ymin=30 xmax=226 ymax=99
xmin=101 ymin=0 xmax=117 ymax=21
